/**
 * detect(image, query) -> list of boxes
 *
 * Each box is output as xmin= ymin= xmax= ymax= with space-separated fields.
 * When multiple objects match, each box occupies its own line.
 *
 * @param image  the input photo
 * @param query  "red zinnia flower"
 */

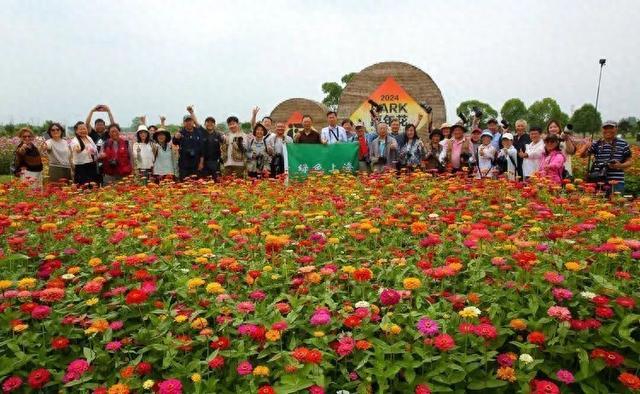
xmin=433 ymin=333 xmax=455 ymax=352
xmin=619 ymin=372 xmax=640 ymax=390
xmin=135 ymin=361 xmax=152 ymax=376
xmin=258 ymin=385 xmax=276 ymax=394
xmin=208 ymin=355 xmax=225 ymax=369
xmin=51 ymin=336 xmax=70 ymax=350
xmin=27 ymin=368 xmax=50 ymax=389
xmin=210 ymin=336 xmax=230 ymax=350
xmin=527 ymin=331 xmax=545 ymax=345
xmin=125 ymin=289 xmax=148 ymax=305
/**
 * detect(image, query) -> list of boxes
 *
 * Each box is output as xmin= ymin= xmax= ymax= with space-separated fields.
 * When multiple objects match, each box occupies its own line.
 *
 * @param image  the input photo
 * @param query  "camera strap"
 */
xmin=330 ymin=127 xmax=339 ymax=142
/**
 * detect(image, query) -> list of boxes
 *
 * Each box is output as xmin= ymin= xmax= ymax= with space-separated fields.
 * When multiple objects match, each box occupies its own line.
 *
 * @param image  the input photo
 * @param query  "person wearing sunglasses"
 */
xmin=44 ymin=123 xmax=72 ymax=182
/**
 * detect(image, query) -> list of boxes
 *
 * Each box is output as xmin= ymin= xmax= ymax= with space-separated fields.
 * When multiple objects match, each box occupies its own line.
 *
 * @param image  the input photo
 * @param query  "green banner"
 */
xmin=285 ymin=143 xmax=359 ymax=177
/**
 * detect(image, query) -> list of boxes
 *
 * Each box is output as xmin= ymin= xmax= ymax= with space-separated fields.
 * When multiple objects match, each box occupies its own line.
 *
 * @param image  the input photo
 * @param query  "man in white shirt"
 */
xmin=320 ymin=111 xmax=348 ymax=144
xmin=266 ymin=122 xmax=293 ymax=177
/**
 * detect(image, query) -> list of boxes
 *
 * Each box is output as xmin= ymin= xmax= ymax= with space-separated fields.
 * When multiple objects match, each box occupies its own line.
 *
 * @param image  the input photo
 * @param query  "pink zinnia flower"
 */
xmin=379 ymin=289 xmax=401 ymax=306
xmin=237 ymin=361 xmax=253 ymax=375
xmin=547 ymin=306 xmax=572 ymax=321
xmin=416 ymin=318 xmax=440 ymax=337
xmin=556 ymin=370 xmax=575 ymax=384
xmin=31 ymin=305 xmax=52 ymax=320
xmin=158 ymin=378 xmax=183 ymax=394
xmin=236 ymin=301 xmax=255 ymax=314
xmin=310 ymin=310 xmax=331 ymax=326
xmin=105 ymin=341 xmax=122 ymax=352
xmin=308 ymin=385 xmax=325 ymax=394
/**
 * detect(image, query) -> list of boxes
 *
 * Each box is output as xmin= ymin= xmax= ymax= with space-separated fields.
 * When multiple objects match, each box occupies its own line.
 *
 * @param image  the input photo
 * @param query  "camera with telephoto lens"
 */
xmin=419 ymin=101 xmax=433 ymax=114
xmin=234 ymin=137 xmax=245 ymax=153
xmin=458 ymin=112 xmax=468 ymax=124
xmin=368 ymin=99 xmax=383 ymax=119
xmin=501 ymin=119 xmax=510 ymax=129
xmin=256 ymin=154 xmax=265 ymax=171
xmin=472 ymin=106 xmax=483 ymax=118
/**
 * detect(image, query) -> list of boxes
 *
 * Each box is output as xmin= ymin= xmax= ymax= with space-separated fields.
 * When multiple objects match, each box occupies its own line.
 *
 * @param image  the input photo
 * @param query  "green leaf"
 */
xmin=83 ymin=347 xmax=96 ymax=363
xmin=618 ymin=313 xmax=639 ymax=343
xmin=467 ymin=379 xmax=508 ymax=390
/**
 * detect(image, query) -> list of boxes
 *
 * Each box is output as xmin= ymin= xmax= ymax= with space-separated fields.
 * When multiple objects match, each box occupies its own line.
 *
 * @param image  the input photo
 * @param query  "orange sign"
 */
xmin=286 ymin=111 xmax=304 ymax=126
xmin=349 ymin=76 xmax=428 ymax=130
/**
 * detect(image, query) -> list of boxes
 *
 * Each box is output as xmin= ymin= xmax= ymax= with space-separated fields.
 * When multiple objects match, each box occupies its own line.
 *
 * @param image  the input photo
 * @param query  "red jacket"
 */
xmin=101 ymin=138 xmax=132 ymax=176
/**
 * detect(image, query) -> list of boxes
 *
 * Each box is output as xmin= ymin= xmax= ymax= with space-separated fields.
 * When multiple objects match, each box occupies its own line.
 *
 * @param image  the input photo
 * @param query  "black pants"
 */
xmin=200 ymin=161 xmax=220 ymax=180
xmin=74 ymin=162 xmax=99 ymax=186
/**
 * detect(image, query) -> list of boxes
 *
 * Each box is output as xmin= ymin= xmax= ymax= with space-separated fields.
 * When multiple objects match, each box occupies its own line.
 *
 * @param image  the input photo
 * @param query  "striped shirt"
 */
xmin=587 ymin=139 xmax=631 ymax=181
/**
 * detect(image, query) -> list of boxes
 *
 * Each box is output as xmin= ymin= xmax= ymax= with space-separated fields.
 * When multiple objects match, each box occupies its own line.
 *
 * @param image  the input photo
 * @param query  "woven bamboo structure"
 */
xmin=338 ymin=61 xmax=446 ymax=138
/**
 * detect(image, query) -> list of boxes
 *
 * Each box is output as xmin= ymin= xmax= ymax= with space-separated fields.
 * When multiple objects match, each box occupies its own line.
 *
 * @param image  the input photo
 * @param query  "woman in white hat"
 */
xmin=133 ymin=125 xmax=156 ymax=183
xmin=496 ymin=133 xmax=518 ymax=180
xmin=476 ymin=131 xmax=496 ymax=178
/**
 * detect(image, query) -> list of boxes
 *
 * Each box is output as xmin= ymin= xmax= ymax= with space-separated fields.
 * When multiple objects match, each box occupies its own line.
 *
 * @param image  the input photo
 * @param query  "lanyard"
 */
xmin=330 ymin=127 xmax=339 ymax=142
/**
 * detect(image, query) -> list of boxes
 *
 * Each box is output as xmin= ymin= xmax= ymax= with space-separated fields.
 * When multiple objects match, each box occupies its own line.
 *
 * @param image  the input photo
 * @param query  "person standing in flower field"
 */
xmin=246 ymin=123 xmax=270 ymax=179
xmin=173 ymin=107 xmax=204 ymax=181
xmin=199 ymin=116 xmax=224 ymax=181
xmin=250 ymin=106 xmax=275 ymax=140
xmin=537 ymin=134 xmax=566 ymax=185
xmin=342 ymin=119 xmax=358 ymax=142
xmin=266 ymin=121 xmax=293 ymax=178
xmin=86 ymin=104 xmax=115 ymax=145
xmin=152 ymin=128 xmax=178 ymax=182
xmin=99 ymin=123 xmax=133 ymax=185
xmin=512 ymin=119 xmax=531 ymax=181
xmin=132 ymin=125 xmax=155 ymax=183
xmin=519 ymin=126 xmax=544 ymax=181
xmin=70 ymin=121 xmax=100 ymax=186
xmin=294 ymin=115 xmax=322 ymax=144
xmin=576 ymin=120 xmax=632 ymax=194
xmin=44 ymin=122 xmax=72 ymax=183
xmin=476 ymin=131 xmax=496 ymax=179
xmin=355 ymin=124 xmax=374 ymax=172
xmin=13 ymin=127 xmax=43 ymax=189
xmin=495 ymin=133 xmax=518 ymax=181
xmin=369 ymin=122 xmax=398 ymax=172
xmin=440 ymin=124 xmax=473 ymax=173
xmin=398 ymin=123 xmax=425 ymax=172
xmin=388 ymin=117 xmax=406 ymax=148
xmin=320 ymin=111 xmax=348 ymax=144
xmin=546 ymin=120 xmax=576 ymax=177
xmin=222 ymin=116 xmax=249 ymax=178
xmin=423 ymin=129 xmax=444 ymax=172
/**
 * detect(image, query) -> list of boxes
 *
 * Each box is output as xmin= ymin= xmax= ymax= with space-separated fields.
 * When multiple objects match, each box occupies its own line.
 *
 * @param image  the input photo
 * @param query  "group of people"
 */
xmin=12 ymin=104 xmax=632 ymax=194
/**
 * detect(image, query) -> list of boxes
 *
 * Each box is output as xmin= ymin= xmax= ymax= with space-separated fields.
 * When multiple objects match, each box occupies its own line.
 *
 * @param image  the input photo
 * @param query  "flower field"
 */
xmin=1 ymin=173 xmax=639 ymax=394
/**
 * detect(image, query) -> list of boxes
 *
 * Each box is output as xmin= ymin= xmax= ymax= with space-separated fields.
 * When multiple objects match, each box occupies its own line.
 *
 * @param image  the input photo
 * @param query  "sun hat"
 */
xmin=152 ymin=129 xmax=172 ymax=143
xmin=137 ymin=125 xmax=149 ymax=132
xmin=480 ymin=131 xmax=493 ymax=139
xmin=501 ymin=133 xmax=514 ymax=140
xmin=440 ymin=122 xmax=451 ymax=129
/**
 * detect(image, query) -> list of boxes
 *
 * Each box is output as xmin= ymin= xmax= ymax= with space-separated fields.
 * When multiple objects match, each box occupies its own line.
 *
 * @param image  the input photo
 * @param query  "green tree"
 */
xmin=129 ymin=117 xmax=143 ymax=133
xmin=618 ymin=117 xmax=637 ymax=138
xmin=569 ymin=103 xmax=601 ymax=137
xmin=241 ymin=122 xmax=252 ymax=132
xmin=526 ymin=98 xmax=569 ymax=129
xmin=500 ymin=98 xmax=528 ymax=128
xmin=321 ymin=72 xmax=356 ymax=111
xmin=455 ymin=100 xmax=498 ymax=128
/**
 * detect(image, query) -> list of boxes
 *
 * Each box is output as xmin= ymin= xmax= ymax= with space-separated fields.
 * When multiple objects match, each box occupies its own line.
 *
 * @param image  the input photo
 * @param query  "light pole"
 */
xmin=595 ymin=58 xmax=606 ymax=112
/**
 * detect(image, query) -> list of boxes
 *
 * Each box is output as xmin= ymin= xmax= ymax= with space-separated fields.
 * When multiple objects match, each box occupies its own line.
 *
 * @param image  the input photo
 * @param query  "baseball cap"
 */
xmin=471 ymin=127 xmax=482 ymax=134
xmin=183 ymin=114 xmax=194 ymax=121
xmin=501 ymin=133 xmax=514 ymax=140
xmin=602 ymin=120 xmax=617 ymax=128
xmin=480 ymin=131 xmax=493 ymax=139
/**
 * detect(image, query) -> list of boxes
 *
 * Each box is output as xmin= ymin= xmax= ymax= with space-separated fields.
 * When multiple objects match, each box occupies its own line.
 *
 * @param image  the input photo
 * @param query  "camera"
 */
xmin=187 ymin=149 xmax=196 ymax=158
xmin=472 ymin=106 xmax=483 ymax=118
xmin=109 ymin=159 xmax=118 ymax=167
xmin=458 ymin=112 xmax=468 ymax=124
xmin=233 ymin=137 xmax=245 ymax=152
xmin=501 ymin=119 xmax=510 ymax=129
xmin=460 ymin=152 xmax=471 ymax=163
xmin=256 ymin=154 xmax=265 ymax=171
xmin=419 ymin=101 xmax=433 ymax=114
xmin=368 ymin=99 xmax=383 ymax=113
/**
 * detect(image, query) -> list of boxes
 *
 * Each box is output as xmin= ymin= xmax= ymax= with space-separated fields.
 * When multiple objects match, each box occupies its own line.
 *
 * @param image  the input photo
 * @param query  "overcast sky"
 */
xmin=1 ymin=0 xmax=639 ymax=127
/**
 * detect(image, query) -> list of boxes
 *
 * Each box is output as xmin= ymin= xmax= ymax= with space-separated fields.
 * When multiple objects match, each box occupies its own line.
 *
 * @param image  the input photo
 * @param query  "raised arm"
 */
xmin=85 ymin=106 xmax=96 ymax=128
xmin=159 ymin=116 xmax=166 ymax=127
xmin=250 ymin=107 xmax=259 ymax=129
xmin=104 ymin=105 xmax=115 ymax=124
xmin=187 ymin=105 xmax=199 ymax=126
